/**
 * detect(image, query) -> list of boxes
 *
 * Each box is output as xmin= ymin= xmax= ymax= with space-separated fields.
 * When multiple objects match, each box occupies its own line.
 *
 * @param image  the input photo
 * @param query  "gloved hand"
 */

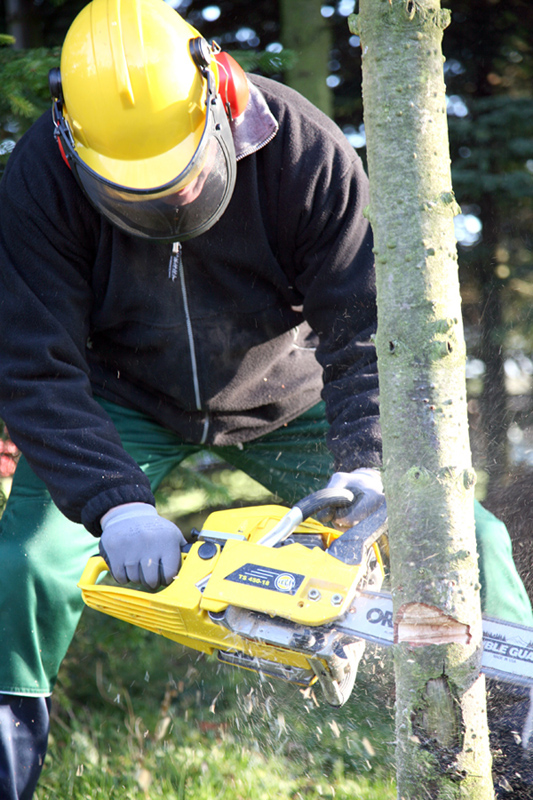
xmin=320 ymin=468 xmax=384 ymax=529
xmin=99 ymin=502 xmax=187 ymax=589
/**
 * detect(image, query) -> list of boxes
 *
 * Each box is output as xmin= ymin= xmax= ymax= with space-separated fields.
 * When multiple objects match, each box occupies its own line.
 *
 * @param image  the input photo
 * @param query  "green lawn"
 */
xmin=37 ymin=608 xmax=396 ymax=799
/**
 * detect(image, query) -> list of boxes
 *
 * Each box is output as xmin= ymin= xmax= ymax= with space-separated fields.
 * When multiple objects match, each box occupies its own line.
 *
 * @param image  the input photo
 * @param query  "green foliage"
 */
xmin=0 ymin=44 xmax=59 ymax=175
xmin=228 ymin=48 xmax=297 ymax=76
xmin=450 ymin=96 xmax=533 ymax=200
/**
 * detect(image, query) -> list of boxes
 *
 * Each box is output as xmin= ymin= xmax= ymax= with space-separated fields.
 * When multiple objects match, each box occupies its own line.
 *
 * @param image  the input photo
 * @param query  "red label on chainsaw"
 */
xmin=224 ymin=563 xmax=305 ymax=595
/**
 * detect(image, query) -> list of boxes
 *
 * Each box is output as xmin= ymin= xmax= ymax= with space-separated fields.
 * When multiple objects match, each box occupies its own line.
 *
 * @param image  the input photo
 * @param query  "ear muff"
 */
xmin=48 ymin=67 xmax=64 ymax=103
xmin=214 ymin=51 xmax=250 ymax=120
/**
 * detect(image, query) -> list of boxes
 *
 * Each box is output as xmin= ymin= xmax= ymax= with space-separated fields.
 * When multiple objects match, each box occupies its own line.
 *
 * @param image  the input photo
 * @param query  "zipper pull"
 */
xmin=168 ymin=242 xmax=181 ymax=281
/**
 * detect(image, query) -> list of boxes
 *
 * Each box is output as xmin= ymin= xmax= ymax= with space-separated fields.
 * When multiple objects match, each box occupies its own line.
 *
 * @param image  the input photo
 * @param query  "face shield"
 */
xmin=52 ymin=70 xmax=237 ymax=242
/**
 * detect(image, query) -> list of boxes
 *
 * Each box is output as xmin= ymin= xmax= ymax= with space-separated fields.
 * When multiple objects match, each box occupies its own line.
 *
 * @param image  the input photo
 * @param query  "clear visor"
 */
xmin=53 ymin=79 xmax=237 ymax=242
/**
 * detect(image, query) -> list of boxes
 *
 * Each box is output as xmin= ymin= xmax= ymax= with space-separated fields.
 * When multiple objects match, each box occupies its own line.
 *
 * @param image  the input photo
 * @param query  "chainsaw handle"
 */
xmin=327 ymin=501 xmax=388 ymax=565
xmin=79 ymin=555 xmax=110 ymax=587
xmin=79 ymin=549 xmax=193 ymax=590
xmin=294 ymin=488 xmax=354 ymax=519
xmin=256 ymin=488 xmax=355 ymax=548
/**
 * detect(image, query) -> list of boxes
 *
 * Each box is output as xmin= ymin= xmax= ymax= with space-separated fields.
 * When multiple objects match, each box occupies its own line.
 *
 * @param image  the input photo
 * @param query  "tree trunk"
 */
xmin=354 ymin=1 xmax=494 ymax=796
xmin=4 ymin=0 xmax=43 ymax=48
xmin=476 ymin=197 xmax=509 ymax=493
xmin=279 ymin=0 xmax=333 ymax=117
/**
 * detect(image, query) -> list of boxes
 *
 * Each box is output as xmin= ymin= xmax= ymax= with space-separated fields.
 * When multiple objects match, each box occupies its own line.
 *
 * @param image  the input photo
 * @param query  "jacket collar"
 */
xmin=231 ymin=80 xmax=279 ymax=162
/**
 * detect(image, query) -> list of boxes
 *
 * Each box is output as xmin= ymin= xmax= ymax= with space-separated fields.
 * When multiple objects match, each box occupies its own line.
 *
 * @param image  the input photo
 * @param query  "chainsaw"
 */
xmin=78 ymin=489 xmax=533 ymax=707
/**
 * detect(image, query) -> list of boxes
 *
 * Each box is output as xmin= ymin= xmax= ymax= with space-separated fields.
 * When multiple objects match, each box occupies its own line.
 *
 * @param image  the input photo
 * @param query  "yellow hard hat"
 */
xmin=50 ymin=0 xmax=238 ymax=242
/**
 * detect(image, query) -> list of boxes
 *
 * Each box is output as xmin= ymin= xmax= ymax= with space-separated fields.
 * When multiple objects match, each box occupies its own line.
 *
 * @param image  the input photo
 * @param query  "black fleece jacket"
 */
xmin=0 ymin=75 xmax=381 ymax=535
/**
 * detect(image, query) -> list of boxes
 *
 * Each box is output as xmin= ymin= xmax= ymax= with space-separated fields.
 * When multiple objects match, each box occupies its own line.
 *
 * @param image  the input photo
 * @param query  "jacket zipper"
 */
xmin=170 ymin=242 xmax=209 ymax=444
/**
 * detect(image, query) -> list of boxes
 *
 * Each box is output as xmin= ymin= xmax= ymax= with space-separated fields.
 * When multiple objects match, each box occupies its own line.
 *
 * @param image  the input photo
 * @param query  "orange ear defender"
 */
xmin=214 ymin=51 xmax=250 ymax=120
xmin=189 ymin=38 xmax=249 ymax=119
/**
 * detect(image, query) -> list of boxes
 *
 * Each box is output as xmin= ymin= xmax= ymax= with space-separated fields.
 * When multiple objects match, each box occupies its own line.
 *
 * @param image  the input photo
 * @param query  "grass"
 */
xmin=37 ymin=611 xmax=396 ymax=799
xmin=29 ymin=462 xmax=397 ymax=799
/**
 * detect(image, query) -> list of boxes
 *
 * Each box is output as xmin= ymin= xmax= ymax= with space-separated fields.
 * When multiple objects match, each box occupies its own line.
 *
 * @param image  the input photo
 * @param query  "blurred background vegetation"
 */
xmin=0 ymin=0 xmax=532 ymax=795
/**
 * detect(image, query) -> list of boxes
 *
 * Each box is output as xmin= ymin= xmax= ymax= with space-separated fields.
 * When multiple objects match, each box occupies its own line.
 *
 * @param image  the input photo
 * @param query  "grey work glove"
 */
xmin=99 ymin=502 xmax=187 ymax=589
xmin=321 ymin=468 xmax=384 ymax=529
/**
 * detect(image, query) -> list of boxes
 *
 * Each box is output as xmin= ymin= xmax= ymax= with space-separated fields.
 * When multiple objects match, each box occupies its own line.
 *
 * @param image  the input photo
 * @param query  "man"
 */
xmin=0 ymin=0 xmax=530 ymax=797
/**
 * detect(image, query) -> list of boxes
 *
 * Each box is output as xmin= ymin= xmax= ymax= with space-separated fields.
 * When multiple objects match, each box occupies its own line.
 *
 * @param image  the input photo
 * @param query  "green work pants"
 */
xmin=0 ymin=398 xmax=531 ymax=696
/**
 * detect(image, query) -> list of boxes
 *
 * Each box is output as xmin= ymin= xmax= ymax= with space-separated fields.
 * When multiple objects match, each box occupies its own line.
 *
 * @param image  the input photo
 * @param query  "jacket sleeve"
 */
xmin=272 ymin=98 xmax=381 ymax=472
xmin=0 ymin=116 xmax=155 ymax=535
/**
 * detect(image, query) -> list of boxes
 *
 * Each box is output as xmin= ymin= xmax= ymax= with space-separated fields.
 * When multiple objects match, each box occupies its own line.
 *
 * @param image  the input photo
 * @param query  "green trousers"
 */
xmin=0 ymin=398 xmax=531 ymax=696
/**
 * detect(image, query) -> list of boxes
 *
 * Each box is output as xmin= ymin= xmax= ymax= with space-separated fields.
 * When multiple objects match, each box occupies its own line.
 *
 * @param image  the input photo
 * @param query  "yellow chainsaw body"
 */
xmin=78 ymin=504 xmax=384 ymax=685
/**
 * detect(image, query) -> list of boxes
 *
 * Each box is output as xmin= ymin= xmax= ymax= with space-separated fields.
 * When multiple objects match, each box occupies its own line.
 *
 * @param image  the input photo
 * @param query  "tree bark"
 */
xmin=279 ymin=0 xmax=333 ymax=117
xmin=353 ymin=1 xmax=494 ymax=796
